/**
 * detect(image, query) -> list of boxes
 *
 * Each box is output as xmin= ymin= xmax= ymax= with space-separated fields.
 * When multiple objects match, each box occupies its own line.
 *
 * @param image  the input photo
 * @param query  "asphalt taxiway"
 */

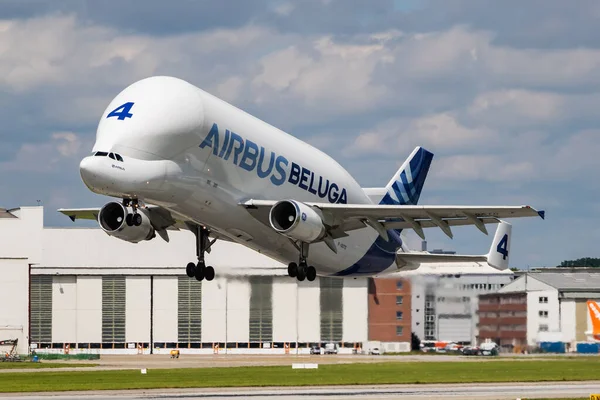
xmin=1 ymin=382 xmax=599 ymax=399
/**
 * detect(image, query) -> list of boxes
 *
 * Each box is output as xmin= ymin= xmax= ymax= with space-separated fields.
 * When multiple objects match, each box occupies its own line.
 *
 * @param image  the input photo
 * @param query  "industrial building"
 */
xmin=477 ymin=269 xmax=600 ymax=352
xmin=1 ymin=205 xmax=534 ymax=356
xmin=1 ymin=206 xmax=371 ymax=355
xmin=409 ymin=266 xmax=514 ymax=344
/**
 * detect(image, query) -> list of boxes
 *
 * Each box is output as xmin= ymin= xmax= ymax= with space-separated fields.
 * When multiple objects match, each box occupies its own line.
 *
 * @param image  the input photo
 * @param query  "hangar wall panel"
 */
xmin=52 ymin=276 xmax=77 ymax=343
xmin=201 ymin=277 xmax=226 ymax=342
xmin=0 ymin=259 xmax=29 ymax=354
xmin=76 ymin=276 xmax=102 ymax=343
xmin=2 ymin=207 xmax=43 ymax=264
xmin=228 ymin=279 xmax=251 ymax=343
xmin=177 ymin=276 xmax=202 ymax=343
xmin=560 ymin=300 xmax=576 ymax=343
xmin=249 ymin=277 xmax=271 ymax=343
xmin=102 ymin=276 xmax=126 ymax=343
xmin=320 ymin=277 xmax=343 ymax=342
xmin=298 ymin=280 xmax=320 ymax=342
xmin=576 ymin=300 xmax=589 ymax=342
xmin=126 ymin=276 xmax=150 ymax=343
xmin=272 ymin=278 xmax=298 ymax=342
xmin=343 ymin=278 xmax=368 ymax=342
xmin=153 ymin=276 xmax=178 ymax=343
xmin=30 ymin=275 xmax=52 ymax=344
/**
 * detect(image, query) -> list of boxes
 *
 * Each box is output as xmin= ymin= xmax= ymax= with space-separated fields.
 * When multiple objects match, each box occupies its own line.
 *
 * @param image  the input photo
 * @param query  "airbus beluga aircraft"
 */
xmin=59 ymin=76 xmax=544 ymax=282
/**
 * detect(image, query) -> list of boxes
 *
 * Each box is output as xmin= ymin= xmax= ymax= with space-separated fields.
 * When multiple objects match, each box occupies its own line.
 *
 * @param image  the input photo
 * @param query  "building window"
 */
xmin=396 ymin=311 xmax=403 ymax=320
xmin=396 ymin=296 xmax=403 ymax=305
xmin=539 ymin=310 xmax=548 ymax=318
xmin=396 ymin=281 xmax=403 ymax=290
xmin=539 ymin=324 xmax=549 ymax=332
xmin=396 ymin=326 xmax=403 ymax=336
xmin=539 ymin=296 xmax=548 ymax=304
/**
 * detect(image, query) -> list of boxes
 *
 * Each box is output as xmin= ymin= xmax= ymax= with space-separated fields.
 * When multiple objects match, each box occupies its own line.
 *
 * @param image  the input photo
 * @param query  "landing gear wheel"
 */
xmin=205 ymin=266 xmax=215 ymax=281
xmin=195 ymin=261 xmax=205 ymax=281
xmin=132 ymin=213 xmax=143 ymax=226
xmin=297 ymin=263 xmax=307 ymax=281
xmin=186 ymin=262 xmax=196 ymax=278
xmin=126 ymin=214 xmax=134 ymax=226
xmin=306 ymin=266 xmax=317 ymax=282
xmin=288 ymin=262 xmax=298 ymax=278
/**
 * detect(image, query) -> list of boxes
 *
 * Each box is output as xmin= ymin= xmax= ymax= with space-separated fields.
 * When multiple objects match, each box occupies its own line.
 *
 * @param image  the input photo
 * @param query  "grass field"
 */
xmin=0 ymin=362 xmax=98 ymax=370
xmin=1 ymin=359 xmax=600 ymax=392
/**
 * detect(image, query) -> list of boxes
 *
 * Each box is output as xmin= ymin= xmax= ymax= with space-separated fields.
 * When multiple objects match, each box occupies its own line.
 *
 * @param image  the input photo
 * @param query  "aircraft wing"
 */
xmin=58 ymin=206 xmax=184 ymax=231
xmin=241 ymin=200 xmax=544 ymax=239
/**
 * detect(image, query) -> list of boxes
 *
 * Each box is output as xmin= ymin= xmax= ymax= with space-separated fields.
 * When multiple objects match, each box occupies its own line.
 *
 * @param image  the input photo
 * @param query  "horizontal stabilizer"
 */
xmin=394 ymin=221 xmax=512 ymax=271
xmin=395 ymin=252 xmax=487 ymax=270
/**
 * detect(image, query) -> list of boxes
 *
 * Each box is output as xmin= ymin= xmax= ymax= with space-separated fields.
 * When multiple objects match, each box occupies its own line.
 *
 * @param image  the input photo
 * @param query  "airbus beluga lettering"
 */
xmin=59 ymin=76 xmax=545 ymax=282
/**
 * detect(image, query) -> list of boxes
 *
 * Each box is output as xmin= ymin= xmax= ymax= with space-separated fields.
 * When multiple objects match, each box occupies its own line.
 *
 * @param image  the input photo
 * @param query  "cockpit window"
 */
xmin=94 ymin=151 xmax=124 ymax=162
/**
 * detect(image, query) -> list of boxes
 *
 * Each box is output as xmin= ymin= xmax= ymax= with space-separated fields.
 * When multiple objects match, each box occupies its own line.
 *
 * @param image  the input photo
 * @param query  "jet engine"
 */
xmin=269 ymin=200 xmax=326 ymax=243
xmin=98 ymin=201 xmax=155 ymax=243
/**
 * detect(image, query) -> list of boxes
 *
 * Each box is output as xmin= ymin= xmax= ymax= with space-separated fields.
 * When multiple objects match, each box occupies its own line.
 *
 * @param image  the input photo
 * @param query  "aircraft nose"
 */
xmin=79 ymin=156 xmax=100 ymax=189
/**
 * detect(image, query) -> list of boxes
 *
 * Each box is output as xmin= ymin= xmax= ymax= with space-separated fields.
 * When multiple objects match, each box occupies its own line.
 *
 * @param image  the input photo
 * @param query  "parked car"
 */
xmin=461 ymin=346 xmax=481 ymax=356
xmin=324 ymin=343 xmax=338 ymax=354
xmin=310 ymin=345 xmax=321 ymax=355
xmin=369 ymin=347 xmax=381 ymax=355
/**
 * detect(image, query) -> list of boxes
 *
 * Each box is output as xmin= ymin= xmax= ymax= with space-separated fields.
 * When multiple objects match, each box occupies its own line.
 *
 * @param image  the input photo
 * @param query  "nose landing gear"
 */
xmin=123 ymin=199 xmax=143 ymax=226
xmin=287 ymin=242 xmax=317 ymax=282
xmin=185 ymin=225 xmax=216 ymax=281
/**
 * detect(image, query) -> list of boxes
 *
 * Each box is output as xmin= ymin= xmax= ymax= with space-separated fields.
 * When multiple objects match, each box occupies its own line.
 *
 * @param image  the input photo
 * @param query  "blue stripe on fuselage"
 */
xmin=331 ymin=228 xmax=401 ymax=276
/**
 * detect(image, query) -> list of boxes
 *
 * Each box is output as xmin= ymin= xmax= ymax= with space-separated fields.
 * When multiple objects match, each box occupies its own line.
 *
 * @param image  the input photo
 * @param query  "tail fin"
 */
xmin=487 ymin=221 xmax=512 ymax=270
xmin=380 ymin=147 xmax=434 ymax=206
xmin=587 ymin=301 xmax=600 ymax=337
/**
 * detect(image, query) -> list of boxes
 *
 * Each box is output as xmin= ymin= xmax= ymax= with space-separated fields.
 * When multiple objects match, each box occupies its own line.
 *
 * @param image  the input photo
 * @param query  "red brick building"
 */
xmin=477 ymin=292 xmax=527 ymax=348
xmin=367 ymin=278 xmax=412 ymax=343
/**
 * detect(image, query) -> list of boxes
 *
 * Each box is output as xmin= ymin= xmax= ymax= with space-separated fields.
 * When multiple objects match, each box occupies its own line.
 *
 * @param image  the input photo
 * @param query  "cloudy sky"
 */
xmin=2 ymin=0 xmax=599 ymax=268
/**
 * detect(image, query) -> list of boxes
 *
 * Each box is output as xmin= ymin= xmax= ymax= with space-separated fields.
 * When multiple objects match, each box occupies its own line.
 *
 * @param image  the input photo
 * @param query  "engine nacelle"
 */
xmin=98 ymin=201 xmax=155 ymax=243
xmin=269 ymin=200 xmax=326 ymax=243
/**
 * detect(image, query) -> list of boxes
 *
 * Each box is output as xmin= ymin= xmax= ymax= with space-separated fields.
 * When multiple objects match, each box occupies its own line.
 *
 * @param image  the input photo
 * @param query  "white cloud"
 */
xmin=0 ymin=132 xmax=87 ymax=172
xmin=345 ymin=113 xmax=497 ymax=156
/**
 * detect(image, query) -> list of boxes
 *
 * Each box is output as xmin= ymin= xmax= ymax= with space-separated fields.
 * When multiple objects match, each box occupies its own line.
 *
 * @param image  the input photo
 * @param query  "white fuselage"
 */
xmin=80 ymin=76 xmax=401 ymax=277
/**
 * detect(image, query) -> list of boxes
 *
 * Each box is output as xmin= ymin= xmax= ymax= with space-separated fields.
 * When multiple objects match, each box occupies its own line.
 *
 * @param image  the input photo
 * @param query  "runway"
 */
xmin=2 ymin=382 xmax=599 ymax=400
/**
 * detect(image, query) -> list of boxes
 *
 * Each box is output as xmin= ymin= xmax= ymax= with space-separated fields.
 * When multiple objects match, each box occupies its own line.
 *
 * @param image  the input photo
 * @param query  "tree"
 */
xmin=559 ymin=258 xmax=600 ymax=268
xmin=411 ymin=332 xmax=421 ymax=351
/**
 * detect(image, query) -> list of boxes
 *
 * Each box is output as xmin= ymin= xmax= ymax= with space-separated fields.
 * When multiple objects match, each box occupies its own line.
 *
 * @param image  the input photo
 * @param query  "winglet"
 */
xmin=69 ymin=215 xmax=76 ymax=222
xmin=538 ymin=210 xmax=545 ymax=220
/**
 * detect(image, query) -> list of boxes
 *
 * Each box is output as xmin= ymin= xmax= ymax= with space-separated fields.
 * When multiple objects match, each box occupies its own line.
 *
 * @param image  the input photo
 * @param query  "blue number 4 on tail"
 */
xmin=496 ymin=234 xmax=509 ymax=260
xmin=107 ymin=102 xmax=134 ymax=120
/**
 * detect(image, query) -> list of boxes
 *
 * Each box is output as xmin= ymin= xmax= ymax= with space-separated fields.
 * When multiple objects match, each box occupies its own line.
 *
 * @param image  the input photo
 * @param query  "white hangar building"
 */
xmin=0 ymin=207 xmax=368 ymax=355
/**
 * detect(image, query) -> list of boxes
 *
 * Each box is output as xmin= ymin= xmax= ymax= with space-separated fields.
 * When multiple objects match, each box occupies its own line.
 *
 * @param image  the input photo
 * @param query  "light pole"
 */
xmin=225 ymin=278 xmax=228 ymax=354
xmin=296 ymin=281 xmax=299 ymax=355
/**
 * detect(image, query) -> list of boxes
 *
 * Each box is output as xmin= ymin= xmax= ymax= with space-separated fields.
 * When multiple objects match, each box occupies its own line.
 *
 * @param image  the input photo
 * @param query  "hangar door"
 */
xmin=438 ymin=315 xmax=472 ymax=343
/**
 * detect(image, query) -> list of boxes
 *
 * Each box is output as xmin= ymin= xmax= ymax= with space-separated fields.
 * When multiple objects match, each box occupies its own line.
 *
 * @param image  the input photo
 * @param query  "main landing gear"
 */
xmin=185 ymin=225 xmax=215 ymax=281
xmin=287 ymin=242 xmax=317 ymax=282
